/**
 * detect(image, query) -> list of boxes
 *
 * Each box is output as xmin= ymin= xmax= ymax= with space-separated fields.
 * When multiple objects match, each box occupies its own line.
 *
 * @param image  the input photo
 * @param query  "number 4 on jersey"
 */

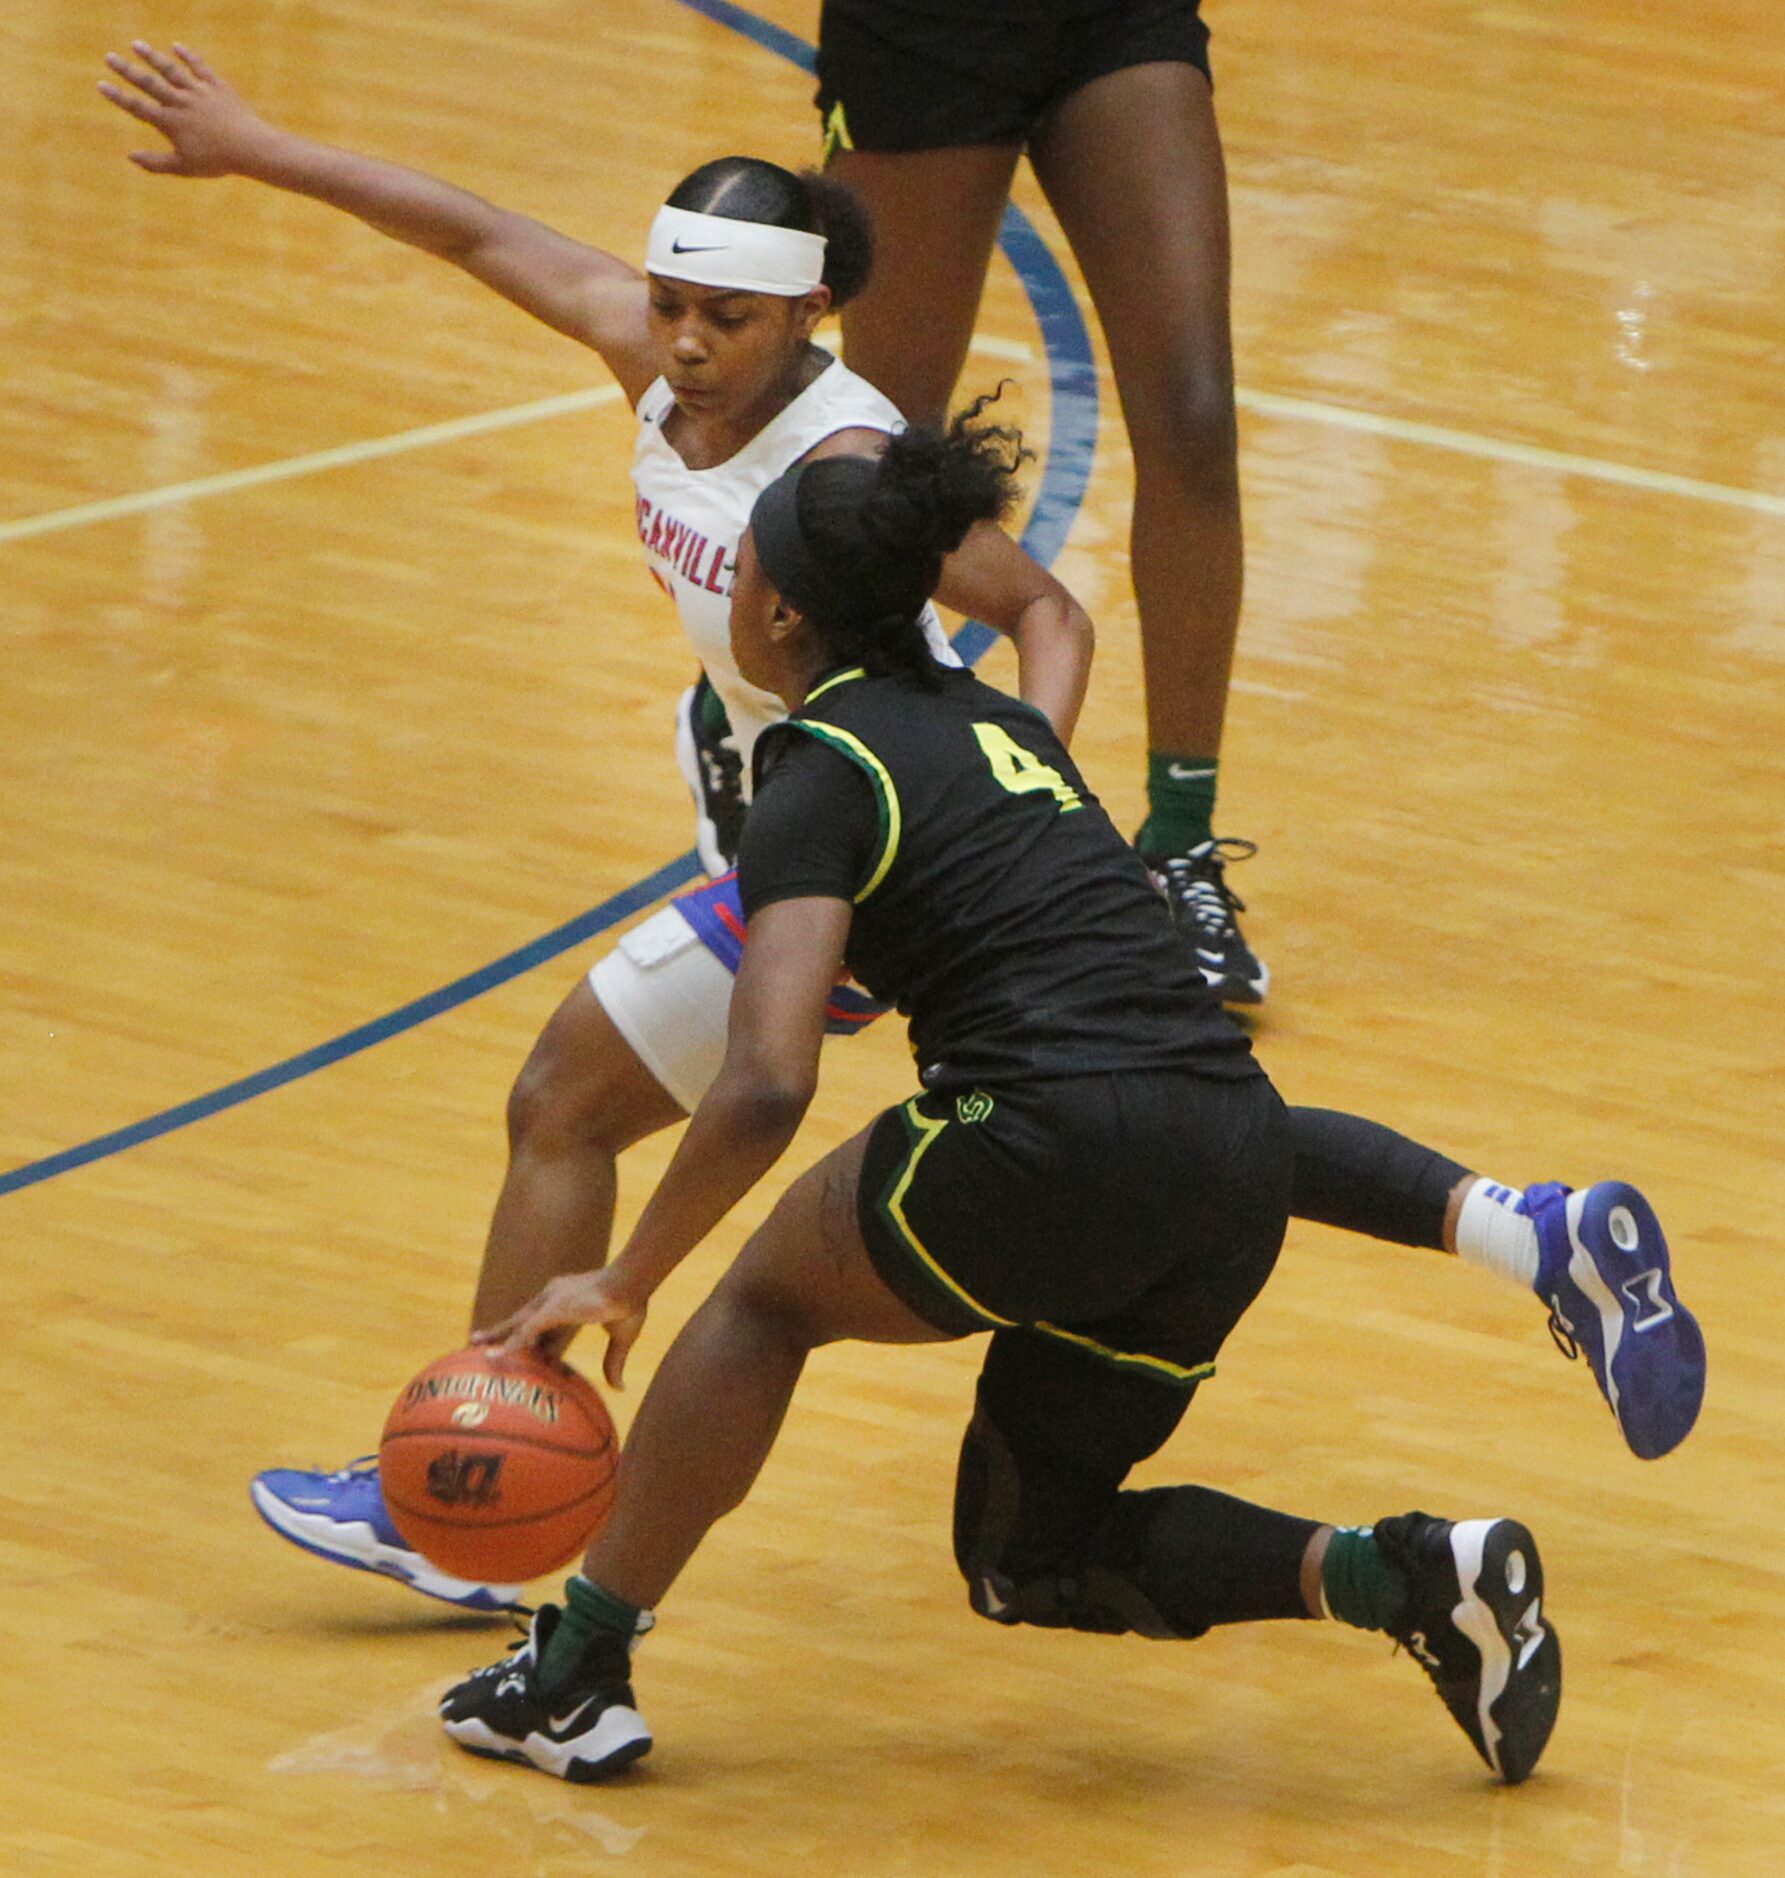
xmin=972 ymin=722 xmax=1082 ymax=812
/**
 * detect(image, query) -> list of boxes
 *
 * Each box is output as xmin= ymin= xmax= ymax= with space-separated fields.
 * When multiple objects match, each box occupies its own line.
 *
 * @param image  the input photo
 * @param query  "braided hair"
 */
xmin=750 ymin=394 xmax=1031 ymax=685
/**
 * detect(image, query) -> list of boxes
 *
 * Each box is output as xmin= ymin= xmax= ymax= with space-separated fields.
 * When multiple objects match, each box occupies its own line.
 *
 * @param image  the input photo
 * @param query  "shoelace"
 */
xmin=1157 ymin=838 xmax=1257 ymax=941
xmin=318 ymin=1455 xmax=379 ymax=1484
xmin=467 ymin=1612 xmax=540 ymax=1685
xmin=1546 ymin=1306 xmax=1580 ymax=1363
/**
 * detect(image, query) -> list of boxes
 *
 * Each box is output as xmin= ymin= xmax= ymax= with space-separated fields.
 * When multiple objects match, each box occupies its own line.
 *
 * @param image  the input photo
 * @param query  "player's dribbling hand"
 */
xmin=98 ymin=42 xmax=273 ymax=177
xmin=476 ymin=1270 xmax=649 ymax=1392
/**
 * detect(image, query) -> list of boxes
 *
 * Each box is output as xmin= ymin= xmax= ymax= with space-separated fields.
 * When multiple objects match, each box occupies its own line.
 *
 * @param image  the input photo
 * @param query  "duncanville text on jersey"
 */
xmin=637 ymin=495 xmax=734 ymax=597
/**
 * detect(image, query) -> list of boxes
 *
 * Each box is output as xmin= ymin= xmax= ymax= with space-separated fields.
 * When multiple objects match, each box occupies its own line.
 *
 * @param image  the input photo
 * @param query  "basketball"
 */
xmin=379 ymin=1345 xmax=619 ymax=1583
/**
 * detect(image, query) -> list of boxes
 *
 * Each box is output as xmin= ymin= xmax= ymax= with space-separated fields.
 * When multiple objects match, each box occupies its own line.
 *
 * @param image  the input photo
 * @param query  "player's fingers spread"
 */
xmin=100 ymin=83 xmax=162 ymax=127
xmin=132 ymin=41 xmax=189 ymax=87
xmin=172 ymin=44 xmax=218 ymax=83
xmin=104 ymin=53 xmax=177 ymax=106
xmin=98 ymin=80 xmax=138 ymax=113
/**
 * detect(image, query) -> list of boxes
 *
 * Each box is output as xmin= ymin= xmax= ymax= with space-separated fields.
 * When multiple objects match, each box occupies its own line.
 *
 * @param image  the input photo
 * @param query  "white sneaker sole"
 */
xmin=445 ymin=1706 xmax=653 ymax=1782
xmin=249 ymin=1479 xmax=521 ymax=1608
xmin=1446 ymin=1517 xmax=1556 ymax=1783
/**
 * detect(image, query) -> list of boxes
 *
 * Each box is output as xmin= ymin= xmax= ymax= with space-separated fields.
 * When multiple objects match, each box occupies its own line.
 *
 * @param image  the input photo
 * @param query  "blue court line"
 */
xmin=0 ymin=0 xmax=1098 ymax=1200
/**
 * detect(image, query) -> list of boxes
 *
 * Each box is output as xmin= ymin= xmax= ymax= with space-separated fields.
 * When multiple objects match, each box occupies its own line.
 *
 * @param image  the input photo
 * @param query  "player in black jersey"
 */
xmin=434 ymin=410 xmax=1706 ymax=1790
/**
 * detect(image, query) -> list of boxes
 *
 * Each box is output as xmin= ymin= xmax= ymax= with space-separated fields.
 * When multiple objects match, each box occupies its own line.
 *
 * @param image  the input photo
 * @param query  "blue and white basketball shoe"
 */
xmin=1522 ymin=1182 xmax=1706 ymax=1460
xmin=250 ymin=1458 xmax=524 ymax=1612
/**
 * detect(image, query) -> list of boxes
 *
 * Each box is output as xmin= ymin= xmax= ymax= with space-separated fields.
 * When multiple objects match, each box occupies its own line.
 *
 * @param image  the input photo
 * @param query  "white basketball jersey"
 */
xmin=631 ymin=350 xmax=958 ymax=788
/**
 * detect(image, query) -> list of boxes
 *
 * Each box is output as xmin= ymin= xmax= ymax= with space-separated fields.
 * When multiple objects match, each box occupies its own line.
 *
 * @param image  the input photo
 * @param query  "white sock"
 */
xmin=1454 ymin=1179 xmax=1541 ymax=1290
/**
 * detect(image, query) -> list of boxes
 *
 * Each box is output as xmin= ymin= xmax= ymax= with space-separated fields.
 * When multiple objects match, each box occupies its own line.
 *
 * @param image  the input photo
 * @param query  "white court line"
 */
xmin=968 ymin=333 xmax=1036 ymax=363
xmin=3 ymin=373 xmax=1780 ymax=548
xmin=0 ymin=384 xmax=625 ymax=547
xmin=1235 ymin=387 xmax=1785 ymax=519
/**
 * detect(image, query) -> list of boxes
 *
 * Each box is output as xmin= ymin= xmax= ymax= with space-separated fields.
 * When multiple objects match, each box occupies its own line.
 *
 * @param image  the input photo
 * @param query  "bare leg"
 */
xmin=471 ymin=977 xmax=686 ymax=1332
xmin=581 ymin=1126 xmax=951 ymax=1608
xmin=828 ymin=142 xmax=1024 ymax=426
xmin=1029 ymin=62 xmax=1241 ymax=762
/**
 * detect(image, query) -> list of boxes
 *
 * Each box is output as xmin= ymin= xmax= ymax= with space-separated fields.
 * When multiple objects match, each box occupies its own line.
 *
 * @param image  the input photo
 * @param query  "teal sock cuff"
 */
xmin=539 ymin=1574 xmax=646 ymax=1696
xmin=1138 ymin=752 xmax=1219 ymax=855
xmin=565 ymin=1572 xmax=644 ymax=1637
xmin=1321 ymin=1526 xmax=1410 ymax=1634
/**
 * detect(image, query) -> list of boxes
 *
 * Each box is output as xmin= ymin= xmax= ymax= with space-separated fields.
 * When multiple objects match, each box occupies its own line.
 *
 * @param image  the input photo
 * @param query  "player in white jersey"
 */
xmin=100 ymin=42 xmax=1095 ymax=1605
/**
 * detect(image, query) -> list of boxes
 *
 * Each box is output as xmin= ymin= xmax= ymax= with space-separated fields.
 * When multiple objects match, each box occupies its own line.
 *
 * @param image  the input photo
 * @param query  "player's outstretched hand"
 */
xmin=476 ymin=1270 xmax=649 ymax=1392
xmin=98 ymin=41 xmax=274 ymax=177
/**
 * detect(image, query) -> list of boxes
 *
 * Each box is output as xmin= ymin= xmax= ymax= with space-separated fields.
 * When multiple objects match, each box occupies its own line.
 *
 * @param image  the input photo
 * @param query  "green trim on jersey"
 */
xmin=878 ymin=1100 xmax=1016 ymax=1330
xmin=876 ymin=1099 xmax=1218 ymax=1388
xmin=1029 ymin=1321 xmax=1216 ymax=1390
xmin=803 ymin=665 xmax=867 ymax=706
xmin=786 ymin=718 xmax=903 ymax=901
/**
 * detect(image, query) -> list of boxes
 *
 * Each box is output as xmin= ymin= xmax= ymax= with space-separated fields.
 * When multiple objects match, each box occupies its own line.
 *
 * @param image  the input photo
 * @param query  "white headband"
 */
xmin=646 ymin=205 xmax=826 ymax=297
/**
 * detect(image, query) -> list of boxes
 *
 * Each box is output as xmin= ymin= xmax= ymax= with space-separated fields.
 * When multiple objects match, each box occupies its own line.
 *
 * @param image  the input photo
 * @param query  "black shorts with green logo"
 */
xmin=816 ymin=0 xmax=1212 ymax=156
xmin=857 ymin=1068 xmax=1288 ymax=1388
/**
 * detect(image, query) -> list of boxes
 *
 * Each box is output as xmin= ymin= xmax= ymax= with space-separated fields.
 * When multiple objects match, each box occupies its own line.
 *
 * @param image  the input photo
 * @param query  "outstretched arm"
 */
xmin=98 ymin=41 xmax=657 ymax=401
xmin=480 ymin=897 xmax=848 ymax=1384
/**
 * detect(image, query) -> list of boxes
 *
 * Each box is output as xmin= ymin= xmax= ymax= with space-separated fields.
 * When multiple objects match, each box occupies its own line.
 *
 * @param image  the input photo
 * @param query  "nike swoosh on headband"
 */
xmin=670 ymin=239 xmax=727 ymax=254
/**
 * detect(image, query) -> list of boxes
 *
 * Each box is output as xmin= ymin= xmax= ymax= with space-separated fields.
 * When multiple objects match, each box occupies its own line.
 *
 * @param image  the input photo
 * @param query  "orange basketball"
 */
xmin=379 ymin=1345 xmax=618 ymax=1583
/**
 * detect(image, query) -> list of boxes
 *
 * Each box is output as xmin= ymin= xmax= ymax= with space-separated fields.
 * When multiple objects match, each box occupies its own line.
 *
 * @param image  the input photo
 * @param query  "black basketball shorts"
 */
xmin=856 ymin=1068 xmax=1289 ymax=1387
xmin=816 ymin=0 xmax=1212 ymax=156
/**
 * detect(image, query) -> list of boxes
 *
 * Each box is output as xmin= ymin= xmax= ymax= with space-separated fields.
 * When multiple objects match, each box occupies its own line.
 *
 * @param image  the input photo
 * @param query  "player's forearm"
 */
xmin=1011 ymin=592 xmax=1093 ymax=746
xmin=610 ymin=1074 xmax=812 ymax=1298
xmin=234 ymin=128 xmax=513 ymax=261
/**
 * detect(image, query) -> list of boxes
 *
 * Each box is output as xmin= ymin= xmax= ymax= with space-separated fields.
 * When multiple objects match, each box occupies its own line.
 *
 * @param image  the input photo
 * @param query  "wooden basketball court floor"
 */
xmin=4 ymin=0 xmax=1782 ymax=1871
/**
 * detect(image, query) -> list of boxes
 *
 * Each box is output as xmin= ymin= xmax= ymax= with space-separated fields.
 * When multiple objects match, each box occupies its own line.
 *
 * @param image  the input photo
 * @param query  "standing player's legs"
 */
xmin=827 ymin=140 xmax=1024 ymax=428
xmin=1027 ymin=58 xmax=1263 ymax=1001
xmin=250 ymin=927 xmax=707 ymax=1607
xmin=472 ymin=978 xmax=689 ymax=1330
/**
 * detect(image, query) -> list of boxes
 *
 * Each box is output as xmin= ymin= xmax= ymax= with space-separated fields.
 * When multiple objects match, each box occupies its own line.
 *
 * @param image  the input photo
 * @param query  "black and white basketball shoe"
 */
xmin=1140 ymin=836 xmax=1270 ymax=1005
xmin=674 ymin=672 xmax=747 ymax=876
xmin=440 ymin=1605 xmax=653 ymax=1783
xmin=1373 ymin=1512 xmax=1561 ymax=1784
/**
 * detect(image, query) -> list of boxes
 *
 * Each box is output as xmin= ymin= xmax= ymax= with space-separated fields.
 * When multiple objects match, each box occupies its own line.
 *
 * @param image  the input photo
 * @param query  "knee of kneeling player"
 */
xmin=952 ymin=1408 xmax=1207 ymax=1641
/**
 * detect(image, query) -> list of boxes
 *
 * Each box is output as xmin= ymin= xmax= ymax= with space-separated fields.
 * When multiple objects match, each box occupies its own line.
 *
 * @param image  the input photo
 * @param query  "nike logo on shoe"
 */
xmin=1165 ymin=763 xmax=1216 ymax=781
xmin=548 ymin=1695 xmax=602 ymax=1733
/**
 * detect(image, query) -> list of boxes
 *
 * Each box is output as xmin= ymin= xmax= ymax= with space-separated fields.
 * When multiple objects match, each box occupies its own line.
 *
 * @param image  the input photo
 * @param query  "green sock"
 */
xmin=1321 ymin=1526 xmax=1411 ymax=1633
xmin=1137 ymin=752 xmax=1219 ymax=855
xmin=539 ymin=1573 xmax=644 ymax=1696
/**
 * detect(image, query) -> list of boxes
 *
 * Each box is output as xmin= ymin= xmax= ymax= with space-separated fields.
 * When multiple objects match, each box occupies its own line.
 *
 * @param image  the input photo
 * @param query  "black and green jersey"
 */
xmin=739 ymin=665 xmax=1257 ymax=1091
